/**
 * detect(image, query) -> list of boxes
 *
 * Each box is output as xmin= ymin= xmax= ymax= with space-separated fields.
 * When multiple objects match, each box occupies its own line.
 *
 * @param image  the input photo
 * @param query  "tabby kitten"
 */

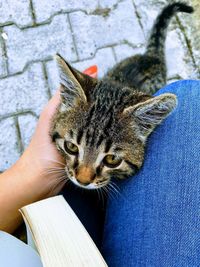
xmin=50 ymin=3 xmax=193 ymax=189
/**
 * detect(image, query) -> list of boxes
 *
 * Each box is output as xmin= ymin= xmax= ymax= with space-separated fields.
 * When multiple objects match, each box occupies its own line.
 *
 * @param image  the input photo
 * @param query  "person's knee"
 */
xmin=155 ymin=80 xmax=200 ymax=98
xmin=0 ymin=231 xmax=43 ymax=267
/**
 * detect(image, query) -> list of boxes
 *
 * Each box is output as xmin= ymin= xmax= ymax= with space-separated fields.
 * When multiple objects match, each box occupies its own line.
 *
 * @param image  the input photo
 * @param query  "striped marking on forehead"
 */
xmin=104 ymin=139 xmax=112 ymax=153
xmin=77 ymin=128 xmax=83 ymax=144
xmin=75 ymin=126 xmax=114 ymax=154
xmin=74 ymin=86 xmax=128 ymax=149
xmin=85 ymin=114 xmax=115 ymax=147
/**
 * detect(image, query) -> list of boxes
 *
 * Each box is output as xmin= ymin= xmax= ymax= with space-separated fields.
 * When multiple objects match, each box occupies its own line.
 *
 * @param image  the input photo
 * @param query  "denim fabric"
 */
xmin=101 ymin=80 xmax=200 ymax=267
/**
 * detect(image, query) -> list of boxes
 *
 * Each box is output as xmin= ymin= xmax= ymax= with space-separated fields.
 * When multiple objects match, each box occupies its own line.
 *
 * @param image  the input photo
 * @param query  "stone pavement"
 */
xmin=0 ymin=0 xmax=199 ymax=171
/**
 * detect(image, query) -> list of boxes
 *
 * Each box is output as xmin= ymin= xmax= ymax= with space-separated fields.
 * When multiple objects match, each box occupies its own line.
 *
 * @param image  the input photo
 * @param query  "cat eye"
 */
xmin=64 ymin=141 xmax=79 ymax=155
xmin=103 ymin=154 xmax=122 ymax=168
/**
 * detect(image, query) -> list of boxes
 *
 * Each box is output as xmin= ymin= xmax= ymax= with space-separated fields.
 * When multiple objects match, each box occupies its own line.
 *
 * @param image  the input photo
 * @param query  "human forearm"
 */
xmin=0 ymin=90 xmax=65 ymax=233
xmin=0 ymin=160 xmax=50 ymax=233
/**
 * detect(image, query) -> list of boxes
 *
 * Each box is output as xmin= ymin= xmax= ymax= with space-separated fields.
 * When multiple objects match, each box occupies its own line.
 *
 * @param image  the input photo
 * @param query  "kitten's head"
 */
xmin=50 ymin=54 xmax=177 ymax=189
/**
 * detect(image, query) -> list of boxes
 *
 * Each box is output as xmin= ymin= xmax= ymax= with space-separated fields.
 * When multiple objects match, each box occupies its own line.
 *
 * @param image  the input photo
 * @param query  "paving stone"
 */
xmin=3 ymin=14 xmax=77 ymax=74
xmin=133 ymin=0 xmax=167 ymax=38
xmin=32 ymin=0 xmax=96 ymax=23
xmin=166 ymin=29 xmax=192 ymax=79
xmin=69 ymin=0 xmax=144 ymax=60
xmin=73 ymin=47 xmax=116 ymax=78
xmin=0 ymin=63 xmax=49 ymax=117
xmin=0 ymin=0 xmax=33 ymax=27
xmin=99 ymin=0 xmax=119 ymax=8
xmin=0 ymin=117 xmax=20 ymax=171
xmin=46 ymin=47 xmax=116 ymax=95
xmin=0 ymin=37 xmax=7 ymax=77
xmin=18 ymin=114 xmax=38 ymax=149
xmin=177 ymin=0 xmax=200 ymax=78
xmin=32 ymin=0 xmax=120 ymax=24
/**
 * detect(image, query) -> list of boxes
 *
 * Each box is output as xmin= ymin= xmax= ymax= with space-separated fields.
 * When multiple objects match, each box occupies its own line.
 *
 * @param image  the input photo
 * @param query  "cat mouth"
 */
xmin=69 ymin=176 xmax=97 ymax=190
xmin=65 ymin=166 xmax=108 ymax=189
xmin=65 ymin=166 xmax=97 ymax=189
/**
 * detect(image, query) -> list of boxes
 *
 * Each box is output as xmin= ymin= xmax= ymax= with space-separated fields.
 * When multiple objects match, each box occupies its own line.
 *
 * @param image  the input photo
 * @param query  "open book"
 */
xmin=20 ymin=196 xmax=107 ymax=267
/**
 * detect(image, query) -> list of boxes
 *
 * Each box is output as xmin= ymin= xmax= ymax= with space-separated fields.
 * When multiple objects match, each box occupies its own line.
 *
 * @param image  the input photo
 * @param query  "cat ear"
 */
xmin=124 ymin=93 xmax=177 ymax=141
xmin=55 ymin=54 xmax=97 ymax=111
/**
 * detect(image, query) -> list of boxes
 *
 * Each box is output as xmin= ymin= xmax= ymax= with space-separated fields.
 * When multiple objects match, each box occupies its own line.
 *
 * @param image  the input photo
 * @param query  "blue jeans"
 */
xmin=1 ymin=80 xmax=199 ymax=266
xmin=101 ymin=80 xmax=200 ymax=266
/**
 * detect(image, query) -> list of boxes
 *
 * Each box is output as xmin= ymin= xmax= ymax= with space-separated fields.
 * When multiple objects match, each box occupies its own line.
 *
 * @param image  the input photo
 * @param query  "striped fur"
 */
xmin=50 ymin=3 xmax=192 ymax=189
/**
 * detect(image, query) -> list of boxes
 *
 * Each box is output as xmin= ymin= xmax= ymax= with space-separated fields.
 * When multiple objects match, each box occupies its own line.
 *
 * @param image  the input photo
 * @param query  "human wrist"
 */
xmin=15 ymin=150 xmax=63 ymax=198
xmin=0 ymin=161 xmax=49 ymax=233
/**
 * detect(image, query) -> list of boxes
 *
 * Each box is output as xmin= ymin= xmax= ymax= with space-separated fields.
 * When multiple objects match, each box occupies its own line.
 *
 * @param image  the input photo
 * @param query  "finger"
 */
xmin=42 ymin=89 xmax=61 ymax=119
xmin=46 ymin=89 xmax=61 ymax=110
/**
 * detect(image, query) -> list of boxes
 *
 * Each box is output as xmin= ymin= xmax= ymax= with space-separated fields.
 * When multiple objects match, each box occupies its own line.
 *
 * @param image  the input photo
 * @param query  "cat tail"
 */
xmin=145 ymin=2 xmax=194 ymax=56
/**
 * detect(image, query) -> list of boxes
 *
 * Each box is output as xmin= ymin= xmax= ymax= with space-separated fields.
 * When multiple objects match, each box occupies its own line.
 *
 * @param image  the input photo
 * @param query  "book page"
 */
xmin=20 ymin=196 xmax=107 ymax=267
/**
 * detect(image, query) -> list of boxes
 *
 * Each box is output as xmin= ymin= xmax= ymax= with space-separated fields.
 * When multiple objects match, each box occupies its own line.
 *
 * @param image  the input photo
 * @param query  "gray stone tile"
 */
xmin=69 ymin=0 xmax=144 ymax=60
xmin=166 ymin=29 xmax=192 ymax=79
xmin=0 ymin=0 xmax=33 ymax=27
xmin=0 ymin=36 xmax=7 ymax=77
xmin=32 ymin=0 xmax=97 ymax=23
xmin=3 ymin=14 xmax=77 ymax=74
xmin=0 ymin=117 xmax=20 ymax=171
xmin=0 ymin=63 xmax=49 ymax=117
xmin=177 ymin=0 xmax=200 ymax=78
xmin=31 ymin=0 xmax=121 ymax=24
xmin=133 ymin=0 xmax=167 ymax=38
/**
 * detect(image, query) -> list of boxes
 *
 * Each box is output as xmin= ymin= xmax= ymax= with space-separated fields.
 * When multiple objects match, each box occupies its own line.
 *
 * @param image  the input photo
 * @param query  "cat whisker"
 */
xmin=109 ymin=182 xmax=121 ymax=196
xmin=41 ymin=158 xmax=66 ymax=167
xmin=106 ymin=185 xmax=119 ymax=201
xmin=109 ymin=181 xmax=126 ymax=200
xmin=41 ymin=162 xmax=66 ymax=177
xmin=47 ymin=166 xmax=65 ymax=170
xmin=47 ymin=175 xmax=68 ymax=187
xmin=42 ymin=168 xmax=66 ymax=176
xmin=101 ymin=188 xmax=107 ymax=208
xmin=44 ymin=167 xmax=65 ymax=171
xmin=105 ymin=186 xmax=115 ymax=200
xmin=48 ymin=174 xmax=69 ymax=195
xmin=97 ymin=187 xmax=106 ymax=207
xmin=96 ymin=188 xmax=101 ymax=202
xmin=110 ymin=181 xmax=120 ymax=192
xmin=44 ymin=171 xmax=66 ymax=176
xmin=44 ymin=167 xmax=65 ymax=173
xmin=105 ymin=182 xmax=120 ymax=200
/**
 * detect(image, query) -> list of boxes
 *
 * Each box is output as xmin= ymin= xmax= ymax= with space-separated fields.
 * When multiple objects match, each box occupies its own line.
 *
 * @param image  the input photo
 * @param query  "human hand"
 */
xmin=16 ymin=89 xmax=66 ymax=196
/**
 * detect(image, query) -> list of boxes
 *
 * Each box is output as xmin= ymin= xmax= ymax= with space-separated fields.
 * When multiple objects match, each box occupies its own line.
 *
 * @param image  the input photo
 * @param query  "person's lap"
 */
xmin=101 ymin=80 xmax=200 ymax=266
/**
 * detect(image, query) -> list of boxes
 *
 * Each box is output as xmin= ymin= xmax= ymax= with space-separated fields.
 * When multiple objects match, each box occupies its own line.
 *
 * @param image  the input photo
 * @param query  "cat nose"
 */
xmin=76 ymin=165 xmax=95 ymax=185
